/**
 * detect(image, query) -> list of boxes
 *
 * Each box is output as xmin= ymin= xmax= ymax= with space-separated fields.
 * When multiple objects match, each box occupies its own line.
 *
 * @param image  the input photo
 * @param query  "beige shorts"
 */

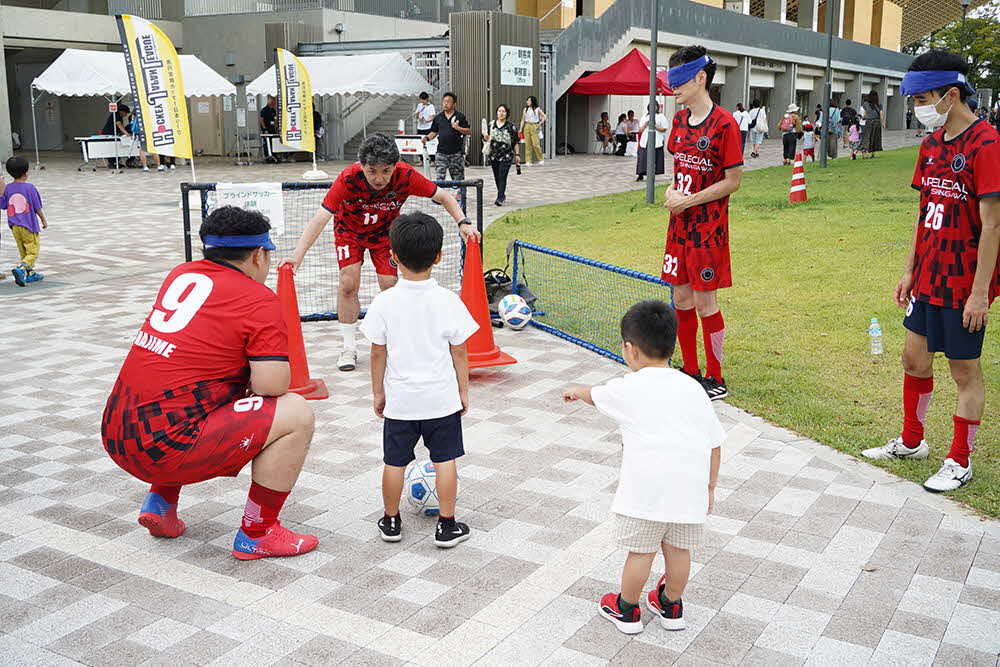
xmin=612 ymin=513 xmax=703 ymax=553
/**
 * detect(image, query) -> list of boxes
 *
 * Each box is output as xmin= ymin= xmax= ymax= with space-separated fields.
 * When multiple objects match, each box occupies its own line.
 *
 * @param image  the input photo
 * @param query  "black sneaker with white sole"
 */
xmin=377 ymin=514 xmax=402 ymax=542
xmin=701 ymin=376 xmax=728 ymax=401
xmin=434 ymin=518 xmax=470 ymax=548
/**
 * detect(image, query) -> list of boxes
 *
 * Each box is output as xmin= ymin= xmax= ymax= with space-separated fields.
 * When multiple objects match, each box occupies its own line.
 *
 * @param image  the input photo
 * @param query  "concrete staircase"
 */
xmin=540 ymin=28 xmax=564 ymax=43
xmin=342 ymin=97 xmax=416 ymax=161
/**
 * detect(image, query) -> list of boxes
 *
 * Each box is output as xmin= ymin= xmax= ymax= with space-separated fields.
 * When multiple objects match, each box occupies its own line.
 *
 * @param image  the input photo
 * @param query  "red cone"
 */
xmin=790 ymin=152 xmax=807 ymax=203
xmin=459 ymin=236 xmax=516 ymax=369
xmin=277 ymin=265 xmax=329 ymax=400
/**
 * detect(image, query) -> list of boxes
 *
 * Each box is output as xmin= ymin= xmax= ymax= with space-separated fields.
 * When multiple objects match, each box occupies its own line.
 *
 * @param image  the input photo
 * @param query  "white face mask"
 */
xmin=914 ymin=97 xmax=952 ymax=129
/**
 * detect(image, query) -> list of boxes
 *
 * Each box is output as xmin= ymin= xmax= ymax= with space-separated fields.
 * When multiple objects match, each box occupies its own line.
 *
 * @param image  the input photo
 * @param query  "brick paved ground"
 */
xmin=3 ymin=131 xmax=998 ymax=667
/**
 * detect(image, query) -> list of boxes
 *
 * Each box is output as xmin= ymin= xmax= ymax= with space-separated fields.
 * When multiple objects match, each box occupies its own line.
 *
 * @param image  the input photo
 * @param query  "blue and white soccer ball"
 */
xmin=498 ymin=294 xmax=533 ymax=330
xmin=405 ymin=461 xmax=459 ymax=516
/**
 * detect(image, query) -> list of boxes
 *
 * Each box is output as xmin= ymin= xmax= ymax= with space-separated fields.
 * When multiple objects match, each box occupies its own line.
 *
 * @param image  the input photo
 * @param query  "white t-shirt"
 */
xmin=626 ymin=119 xmax=640 ymax=134
xmin=591 ymin=367 xmax=726 ymax=524
xmin=416 ymin=103 xmax=436 ymax=131
xmin=638 ymin=113 xmax=669 ymax=149
xmin=360 ymin=278 xmax=479 ymax=421
xmin=523 ymin=107 xmax=541 ymax=124
xmin=733 ymin=110 xmax=749 ymax=131
xmin=614 ymin=121 xmax=628 ymax=135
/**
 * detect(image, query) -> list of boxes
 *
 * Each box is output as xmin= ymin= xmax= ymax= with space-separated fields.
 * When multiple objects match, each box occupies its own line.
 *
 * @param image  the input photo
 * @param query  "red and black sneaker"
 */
xmin=646 ymin=575 xmax=685 ymax=630
xmin=598 ymin=592 xmax=643 ymax=634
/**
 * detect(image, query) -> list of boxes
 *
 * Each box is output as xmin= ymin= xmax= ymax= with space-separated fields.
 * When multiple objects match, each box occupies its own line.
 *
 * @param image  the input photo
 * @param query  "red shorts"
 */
xmin=803 ymin=147 xmax=815 ymax=158
xmin=109 ymin=395 xmax=276 ymax=486
xmin=661 ymin=239 xmax=732 ymax=291
xmin=334 ymin=231 xmax=397 ymax=276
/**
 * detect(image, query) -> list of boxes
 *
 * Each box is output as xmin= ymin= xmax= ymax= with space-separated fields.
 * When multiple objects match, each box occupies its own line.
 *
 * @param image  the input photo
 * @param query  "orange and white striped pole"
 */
xmin=790 ymin=152 xmax=808 ymax=203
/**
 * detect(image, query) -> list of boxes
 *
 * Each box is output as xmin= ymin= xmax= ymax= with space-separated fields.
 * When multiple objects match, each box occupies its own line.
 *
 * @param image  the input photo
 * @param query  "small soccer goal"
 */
xmin=180 ymin=179 xmax=484 ymax=321
xmin=510 ymin=240 xmax=674 ymax=365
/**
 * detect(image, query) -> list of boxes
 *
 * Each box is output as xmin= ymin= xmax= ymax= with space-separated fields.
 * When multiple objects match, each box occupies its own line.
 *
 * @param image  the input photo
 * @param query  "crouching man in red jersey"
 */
xmin=102 ymin=206 xmax=319 ymax=560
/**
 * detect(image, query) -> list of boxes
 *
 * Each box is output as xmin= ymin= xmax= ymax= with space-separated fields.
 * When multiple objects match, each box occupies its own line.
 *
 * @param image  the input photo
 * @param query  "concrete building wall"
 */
xmin=870 ymin=0 xmax=902 ymax=52
xmin=842 ymin=0 xmax=873 ymax=45
xmin=1 ymin=6 xmax=183 ymax=47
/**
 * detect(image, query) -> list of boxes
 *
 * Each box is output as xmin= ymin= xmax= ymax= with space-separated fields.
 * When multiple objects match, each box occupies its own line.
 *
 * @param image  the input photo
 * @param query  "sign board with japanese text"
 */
xmin=214 ymin=183 xmax=285 ymax=235
xmin=500 ymin=45 xmax=533 ymax=87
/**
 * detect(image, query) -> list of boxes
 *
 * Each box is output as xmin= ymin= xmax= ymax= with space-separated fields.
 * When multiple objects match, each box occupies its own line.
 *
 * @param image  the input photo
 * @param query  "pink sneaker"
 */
xmin=137 ymin=492 xmax=186 ymax=538
xmin=231 ymin=521 xmax=319 ymax=560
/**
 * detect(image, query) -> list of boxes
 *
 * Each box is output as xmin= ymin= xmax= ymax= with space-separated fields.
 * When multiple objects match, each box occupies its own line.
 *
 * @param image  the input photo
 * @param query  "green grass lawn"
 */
xmin=486 ymin=147 xmax=1000 ymax=518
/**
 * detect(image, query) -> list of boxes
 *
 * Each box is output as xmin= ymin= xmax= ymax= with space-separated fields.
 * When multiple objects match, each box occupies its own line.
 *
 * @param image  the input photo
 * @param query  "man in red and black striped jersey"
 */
xmin=862 ymin=50 xmax=1000 ymax=493
xmin=102 ymin=207 xmax=320 ymax=560
xmin=282 ymin=133 xmax=479 ymax=373
xmin=661 ymin=46 xmax=744 ymax=401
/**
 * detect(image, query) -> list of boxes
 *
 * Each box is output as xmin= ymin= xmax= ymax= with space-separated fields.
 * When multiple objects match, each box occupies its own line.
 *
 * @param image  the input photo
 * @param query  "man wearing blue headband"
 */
xmin=862 ymin=50 xmax=1000 ymax=495
xmin=102 ymin=206 xmax=321 ymax=561
xmin=661 ymin=45 xmax=744 ymax=403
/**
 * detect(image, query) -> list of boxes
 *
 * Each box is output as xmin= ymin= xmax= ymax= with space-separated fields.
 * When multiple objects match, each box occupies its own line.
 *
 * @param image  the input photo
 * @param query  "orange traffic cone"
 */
xmin=460 ymin=236 xmax=516 ymax=369
xmin=277 ymin=265 xmax=329 ymax=400
xmin=790 ymin=152 xmax=807 ymax=203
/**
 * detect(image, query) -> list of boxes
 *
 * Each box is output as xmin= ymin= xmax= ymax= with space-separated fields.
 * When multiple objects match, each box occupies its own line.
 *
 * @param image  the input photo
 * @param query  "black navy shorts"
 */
xmin=903 ymin=297 xmax=986 ymax=360
xmin=383 ymin=411 xmax=464 ymax=467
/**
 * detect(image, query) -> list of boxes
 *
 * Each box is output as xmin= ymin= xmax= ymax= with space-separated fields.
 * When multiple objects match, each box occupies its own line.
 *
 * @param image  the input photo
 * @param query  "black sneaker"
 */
xmin=434 ymin=518 xmax=470 ymax=548
xmin=377 ymin=514 xmax=402 ymax=542
xmin=701 ymin=376 xmax=728 ymax=401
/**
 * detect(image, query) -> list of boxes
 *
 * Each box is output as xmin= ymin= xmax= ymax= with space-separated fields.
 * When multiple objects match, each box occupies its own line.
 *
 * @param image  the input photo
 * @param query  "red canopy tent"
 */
xmin=567 ymin=48 xmax=672 ymax=95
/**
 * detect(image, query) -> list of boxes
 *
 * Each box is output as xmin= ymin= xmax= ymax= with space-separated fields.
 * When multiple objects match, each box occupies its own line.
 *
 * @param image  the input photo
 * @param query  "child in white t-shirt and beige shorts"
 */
xmin=564 ymin=300 xmax=724 ymax=634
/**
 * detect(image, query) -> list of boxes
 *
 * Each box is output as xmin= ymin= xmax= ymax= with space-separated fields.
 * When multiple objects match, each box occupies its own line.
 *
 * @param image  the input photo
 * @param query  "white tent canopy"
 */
xmin=32 ymin=48 xmax=237 ymax=98
xmin=247 ymin=52 xmax=428 ymax=97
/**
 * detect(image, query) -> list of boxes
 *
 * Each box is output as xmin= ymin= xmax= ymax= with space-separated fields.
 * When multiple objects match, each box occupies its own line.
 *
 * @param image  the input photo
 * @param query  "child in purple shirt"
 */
xmin=1 ymin=156 xmax=47 ymax=286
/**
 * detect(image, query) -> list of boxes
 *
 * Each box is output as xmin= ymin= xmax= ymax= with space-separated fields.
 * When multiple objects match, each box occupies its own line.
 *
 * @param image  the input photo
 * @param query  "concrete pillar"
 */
xmin=764 ymin=0 xmax=787 ymax=22
xmin=808 ymin=75 xmax=827 ymax=117
xmin=887 ymin=93 xmax=906 ymax=130
xmin=798 ymin=0 xmax=819 ymax=31
xmin=773 ymin=63 xmax=797 ymax=112
xmin=720 ymin=56 xmax=751 ymax=111
xmin=0 ymin=34 xmax=11 ymax=160
xmin=845 ymin=73 xmax=864 ymax=109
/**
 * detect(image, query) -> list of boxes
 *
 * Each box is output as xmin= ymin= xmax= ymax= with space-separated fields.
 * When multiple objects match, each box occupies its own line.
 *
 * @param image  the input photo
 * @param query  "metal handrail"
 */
xmin=539 ymin=0 xmax=562 ymax=23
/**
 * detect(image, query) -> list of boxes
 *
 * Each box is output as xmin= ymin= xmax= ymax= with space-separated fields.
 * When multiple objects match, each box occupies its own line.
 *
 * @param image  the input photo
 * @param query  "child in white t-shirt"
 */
xmin=360 ymin=212 xmax=479 ymax=548
xmin=563 ymin=300 xmax=724 ymax=635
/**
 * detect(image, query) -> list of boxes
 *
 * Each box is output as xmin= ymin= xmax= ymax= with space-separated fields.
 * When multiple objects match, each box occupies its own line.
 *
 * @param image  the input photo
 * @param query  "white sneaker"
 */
xmin=860 ymin=437 xmax=929 ymax=461
xmin=923 ymin=458 xmax=972 ymax=493
xmin=169 ymin=164 xmax=176 ymax=170
xmin=337 ymin=349 xmax=357 ymax=372
xmin=537 ymin=160 xmax=545 ymax=166
xmin=157 ymin=165 xmax=166 ymax=172
xmin=143 ymin=167 xmax=150 ymax=173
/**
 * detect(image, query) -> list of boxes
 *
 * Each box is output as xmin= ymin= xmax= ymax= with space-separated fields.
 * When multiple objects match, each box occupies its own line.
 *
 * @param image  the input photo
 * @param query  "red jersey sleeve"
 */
xmin=398 ymin=162 xmax=438 ymax=199
xmin=245 ymin=294 xmax=289 ymax=361
xmin=912 ymin=145 xmax=925 ymax=191
xmin=321 ymin=171 xmax=352 ymax=214
xmin=974 ymin=139 xmax=1000 ymax=199
xmin=721 ymin=118 xmax=744 ymax=170
xmin=667 ymin=112 xmax=682 ymax=154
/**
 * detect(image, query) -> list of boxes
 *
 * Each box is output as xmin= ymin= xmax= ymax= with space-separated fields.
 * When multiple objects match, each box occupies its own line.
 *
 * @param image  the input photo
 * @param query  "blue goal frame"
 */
xmin=510 ymin=240 xmax=674 ymax=365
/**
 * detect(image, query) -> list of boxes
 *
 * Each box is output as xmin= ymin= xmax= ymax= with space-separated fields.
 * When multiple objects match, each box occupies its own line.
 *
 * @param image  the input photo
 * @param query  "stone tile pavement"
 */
xmin=5 ymin=130 xmax=998 ymax=666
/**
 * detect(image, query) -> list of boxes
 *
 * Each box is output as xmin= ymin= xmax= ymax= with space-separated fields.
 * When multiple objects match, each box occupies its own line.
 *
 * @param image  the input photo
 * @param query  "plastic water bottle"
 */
xmin=869 ymin=317 xmax=883 ymax=355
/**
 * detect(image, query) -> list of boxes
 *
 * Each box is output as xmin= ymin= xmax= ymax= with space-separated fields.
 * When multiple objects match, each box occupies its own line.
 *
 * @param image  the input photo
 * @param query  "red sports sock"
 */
xmin=242 ymin=482 xmax=291 ymax=538
xmin=676 ymin=308 xmax=700 ymax=375
xmin=701 ymin=311 xmax=725 ymax=382
xmin=150 ymin=484 xmax=181 ymax=505
xmin=901 ymin=374 xmax=934 ymax=448
xmin=947 ymin=415 xmax=979 ymax=468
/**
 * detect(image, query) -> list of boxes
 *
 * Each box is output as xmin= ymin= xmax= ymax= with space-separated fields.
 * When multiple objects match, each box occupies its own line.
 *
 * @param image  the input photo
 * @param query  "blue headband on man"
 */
xmin=203 ymin=233 xmax=276 ymax=251
xmin=667 ymin=55 xmax=713 ymax=89
xmin=900 ymin=70 xmax=977 ymax=97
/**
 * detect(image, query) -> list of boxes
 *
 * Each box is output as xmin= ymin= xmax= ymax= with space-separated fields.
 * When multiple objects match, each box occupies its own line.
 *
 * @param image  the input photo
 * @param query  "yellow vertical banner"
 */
xmin=116 ymin=14 xmax=192 ymax=159
xmin=275 ymin=48 xmax=315 ymax=153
